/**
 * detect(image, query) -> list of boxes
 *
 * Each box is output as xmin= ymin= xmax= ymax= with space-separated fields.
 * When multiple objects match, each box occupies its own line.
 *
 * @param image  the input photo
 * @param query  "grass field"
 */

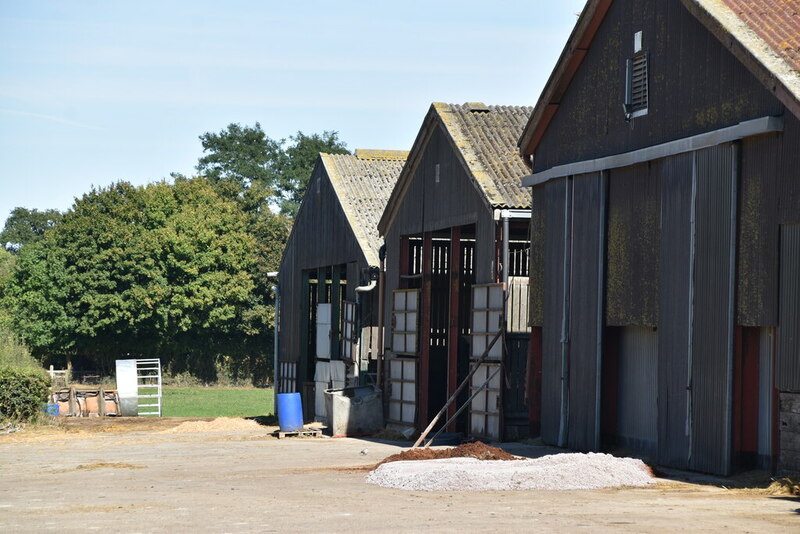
xmin=161 ymin=387 xmax=274 ymax=418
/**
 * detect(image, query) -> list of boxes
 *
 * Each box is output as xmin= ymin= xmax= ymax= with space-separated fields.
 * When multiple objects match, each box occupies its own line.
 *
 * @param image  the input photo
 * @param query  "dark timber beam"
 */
xmin=447 ymin=226 xmax=462 ymax=431
xmin=331 ymin=265 xmax=341 ymax=361
xmin=419 ymin=232 xmax=433 ymax=428
xmin=299 ymin=270 xmax=310 ymax=384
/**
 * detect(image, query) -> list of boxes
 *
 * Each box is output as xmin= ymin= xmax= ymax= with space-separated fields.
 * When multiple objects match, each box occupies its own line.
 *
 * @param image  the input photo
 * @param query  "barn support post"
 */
xmin=723 ymin=143 xmax=739 ymax=473
xmin=377 ymin=244 xmax=386 ymax=392
xmin=331 ymin=265 xmax=341 ymax=360
xmin=273 ymin=282 xmax=280 ymax=400
xmin=299 ymin=270 xmax=310 ymax=387
xmin=419 ymin=231 xmax=433 ymax=428
xmin=558 ymin=177 xmax=573 ymax=448
xmin=447 ymin=226 xmax=462 ymax=430
xmin=594 ymin=171 xmax=608 ymax=451
xmin=502 ymin=214 xmax=510 ymax=289
xmin=399 ymin=236 xmax=410 ymax=286
xmin=687 ymin=154 xmax=697 ymax=466
xmin=317 ymin=267 xmax=328 ymax=304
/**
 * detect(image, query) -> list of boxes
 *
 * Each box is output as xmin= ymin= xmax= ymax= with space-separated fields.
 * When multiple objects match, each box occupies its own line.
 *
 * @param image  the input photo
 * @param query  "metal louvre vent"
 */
xmin=624 ymin=52 xmax=649 ymax=119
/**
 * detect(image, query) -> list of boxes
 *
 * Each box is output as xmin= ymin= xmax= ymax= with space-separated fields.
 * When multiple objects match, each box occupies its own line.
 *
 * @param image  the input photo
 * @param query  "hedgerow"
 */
xmin=0 ymin=367 xmax=50 ymax=421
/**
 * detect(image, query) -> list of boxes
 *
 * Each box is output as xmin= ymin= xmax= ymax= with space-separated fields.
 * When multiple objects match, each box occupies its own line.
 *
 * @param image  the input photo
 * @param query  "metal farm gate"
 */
xmin=470 ymin=284 xmax=504 ymax=441
xmin=388 ymin=289 xmax=420 ymax=427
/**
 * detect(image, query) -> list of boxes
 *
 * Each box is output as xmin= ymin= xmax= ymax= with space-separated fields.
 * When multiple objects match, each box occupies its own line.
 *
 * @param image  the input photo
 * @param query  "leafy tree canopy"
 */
xmin=196 ymin=123 xmax=349 ymax=217
xmin=275 ymin=131 xmax=349 ymax=218
xmin=0 ymin=207 xmax=63 ymax=252
xmin=8 ymin=177 xmax=288 ymax=382
xmin=0 ymin=249 xmax=16 ymax=327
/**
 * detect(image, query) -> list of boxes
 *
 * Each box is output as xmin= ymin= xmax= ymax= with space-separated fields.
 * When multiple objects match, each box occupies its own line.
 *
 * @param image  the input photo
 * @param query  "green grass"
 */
xmin=161 ymin=387 xmax=274 ymax=418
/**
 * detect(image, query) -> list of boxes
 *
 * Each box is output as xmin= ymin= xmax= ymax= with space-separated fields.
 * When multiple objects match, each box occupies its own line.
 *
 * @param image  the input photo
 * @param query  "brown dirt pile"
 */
xmin=377 ymin=441 xmax=517 ymax=467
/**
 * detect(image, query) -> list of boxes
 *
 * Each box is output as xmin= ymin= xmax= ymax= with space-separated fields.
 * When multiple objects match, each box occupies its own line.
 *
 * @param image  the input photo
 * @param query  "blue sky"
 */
xmin=0 ymin=0 xmax=586 ymax=223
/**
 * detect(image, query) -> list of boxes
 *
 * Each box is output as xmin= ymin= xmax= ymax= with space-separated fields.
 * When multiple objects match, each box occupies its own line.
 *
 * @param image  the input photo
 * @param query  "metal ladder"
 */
xmin=135 ymin=358 xmax=162 ymax=416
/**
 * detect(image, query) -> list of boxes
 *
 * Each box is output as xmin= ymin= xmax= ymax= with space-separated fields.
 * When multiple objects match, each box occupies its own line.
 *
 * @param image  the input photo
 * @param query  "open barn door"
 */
xmin=388 ymin=289 xmax=420 ymax=428
xmin=470 ymin=284 xmax=504 ymax=441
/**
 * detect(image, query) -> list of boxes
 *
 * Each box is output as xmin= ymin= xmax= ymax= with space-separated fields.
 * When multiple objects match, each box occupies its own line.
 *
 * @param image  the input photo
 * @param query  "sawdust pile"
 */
xmin=50 ymin=462 xmax=145 ymax=474
xmin=766 ymin=476 xmax=800 ymax=496
xmin=161 ymin=418 xmax=263 ymax=434
xmin=377 ymin=442 xmax=516 ymax=467
xmin=367 ymin=452 xmax=655 ymax=491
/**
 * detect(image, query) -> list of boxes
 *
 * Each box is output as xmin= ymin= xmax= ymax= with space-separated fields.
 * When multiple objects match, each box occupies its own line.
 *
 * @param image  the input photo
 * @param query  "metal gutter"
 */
xmin=522 ymin=116 xmax=783 ymax=187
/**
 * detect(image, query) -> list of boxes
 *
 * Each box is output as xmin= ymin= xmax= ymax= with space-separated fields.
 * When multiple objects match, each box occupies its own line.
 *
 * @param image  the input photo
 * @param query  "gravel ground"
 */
xmin=1 ymin=420 xmax=798 ymax=533
xmin=367 ymin=452 xmax=655 ymax=491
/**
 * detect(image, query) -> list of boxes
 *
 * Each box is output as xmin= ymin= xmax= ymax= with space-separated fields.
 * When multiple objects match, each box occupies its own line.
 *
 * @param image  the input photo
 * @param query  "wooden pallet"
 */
xmin=274 ymin=427 xmax=323 ymax=439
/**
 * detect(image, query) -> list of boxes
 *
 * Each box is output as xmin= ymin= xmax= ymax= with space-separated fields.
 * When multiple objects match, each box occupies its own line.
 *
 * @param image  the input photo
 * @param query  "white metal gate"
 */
xmin=135 ymin=359 xmax=162 ymax=416
xmin=388 ymin=358 xmax=417 ymax=425
xmin=470 ymin=284 xmax=504 ymax=440
xmin=116 ymin=358 xmax=162 ymax=417
xmin=388 ymin=289 xmax=420 ymax=426
xmin=278 ymin=361 xmax=297 ymax=393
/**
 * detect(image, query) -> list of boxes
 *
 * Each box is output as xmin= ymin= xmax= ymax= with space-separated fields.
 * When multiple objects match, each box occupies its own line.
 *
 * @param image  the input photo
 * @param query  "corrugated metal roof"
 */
xmin=378 ymin=102 xmax=532 ymax=234
xmin=719 ymin=0 xmax=800 ymax=73
xmin=435 ymin=103 xmax=534 ymax=209
xmin=689 ymin=0 xmax=800 ymax=111
xmin=322 ymin=150 xmax=407 ymax=266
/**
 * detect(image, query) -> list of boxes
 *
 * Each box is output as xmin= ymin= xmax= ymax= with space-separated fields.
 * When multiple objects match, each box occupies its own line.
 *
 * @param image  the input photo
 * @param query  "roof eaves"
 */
xmin=354 ymin=148 xmax=410 ymax=161
xmin=278 ymin=156 xmax=324 ymax=274
xmin=518 ymin=0 xmax=613 ymax=158
xmin=322 ymin=153 xmax=391 ymax=266
xmin=436 ymin=104 xmax=501 ymax=211
xmin=377 ymin=105 xmax=440 ymax=236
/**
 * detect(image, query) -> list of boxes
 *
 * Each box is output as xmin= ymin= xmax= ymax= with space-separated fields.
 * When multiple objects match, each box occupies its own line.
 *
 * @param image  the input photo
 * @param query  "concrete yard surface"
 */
xmin=0 ymin=420 xmax=797 ymax=533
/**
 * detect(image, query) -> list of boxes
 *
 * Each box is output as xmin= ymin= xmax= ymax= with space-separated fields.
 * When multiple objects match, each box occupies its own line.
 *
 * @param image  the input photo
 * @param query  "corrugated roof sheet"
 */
xmin=720 ymin=0 xmax=800 ymax=73
xmin=322 ymin=150 xmax=408 ymax=266
xmin=690 ymin=0 xmax=800 ymax=112
xmin=435 ymin=102 xmax=534 ymax=208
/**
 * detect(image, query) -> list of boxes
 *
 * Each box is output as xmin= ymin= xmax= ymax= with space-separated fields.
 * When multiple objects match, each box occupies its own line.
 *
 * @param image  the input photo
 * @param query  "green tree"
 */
xmin=8 ymin=178 xmax=287 ymax=382
xmin=196 ymin=123 xmax=349 ymax=217
xmin=0 ymin=249 xmax=17 ymax=327
xmin=196 ymin=122 xmax=282 ymax=206
xmin=274 ymin=131 xmax=349 ymax=218
xmin=0 ymin=207 xmax=63 ymax=252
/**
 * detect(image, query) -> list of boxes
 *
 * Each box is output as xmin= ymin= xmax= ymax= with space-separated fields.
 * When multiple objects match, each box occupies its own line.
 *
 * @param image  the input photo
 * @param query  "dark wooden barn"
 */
xmin=377 ymin=102 xmax=535 ymax=441
xmin=520 ymin=0 xmax=800 ymax=475
xmin=277 ymin=149 xmax=407 ymax=424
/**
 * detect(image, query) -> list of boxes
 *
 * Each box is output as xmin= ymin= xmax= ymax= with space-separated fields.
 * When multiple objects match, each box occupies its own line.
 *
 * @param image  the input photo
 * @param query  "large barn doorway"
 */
xmin=396 ymin=219 xmax=534 ymax=438
xmin=399 ymin=225 xmax=476 ymax=431
xmin=299 ymin=265 xmax=347 ymax=423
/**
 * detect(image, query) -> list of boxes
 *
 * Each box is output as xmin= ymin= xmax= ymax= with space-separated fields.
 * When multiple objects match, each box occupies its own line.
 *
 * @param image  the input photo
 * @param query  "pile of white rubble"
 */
xmin=366 ymin=452 xmax=655 ymax=491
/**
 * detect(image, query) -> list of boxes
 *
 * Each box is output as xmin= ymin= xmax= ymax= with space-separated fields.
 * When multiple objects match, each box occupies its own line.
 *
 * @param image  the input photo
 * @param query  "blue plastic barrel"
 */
xmin=276 ymin=392 xmax=304 ymax=432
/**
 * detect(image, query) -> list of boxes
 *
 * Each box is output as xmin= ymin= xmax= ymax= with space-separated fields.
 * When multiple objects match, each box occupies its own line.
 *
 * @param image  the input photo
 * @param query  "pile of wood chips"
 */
xmin=376 ymin=441 xmax=517 ymax=467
